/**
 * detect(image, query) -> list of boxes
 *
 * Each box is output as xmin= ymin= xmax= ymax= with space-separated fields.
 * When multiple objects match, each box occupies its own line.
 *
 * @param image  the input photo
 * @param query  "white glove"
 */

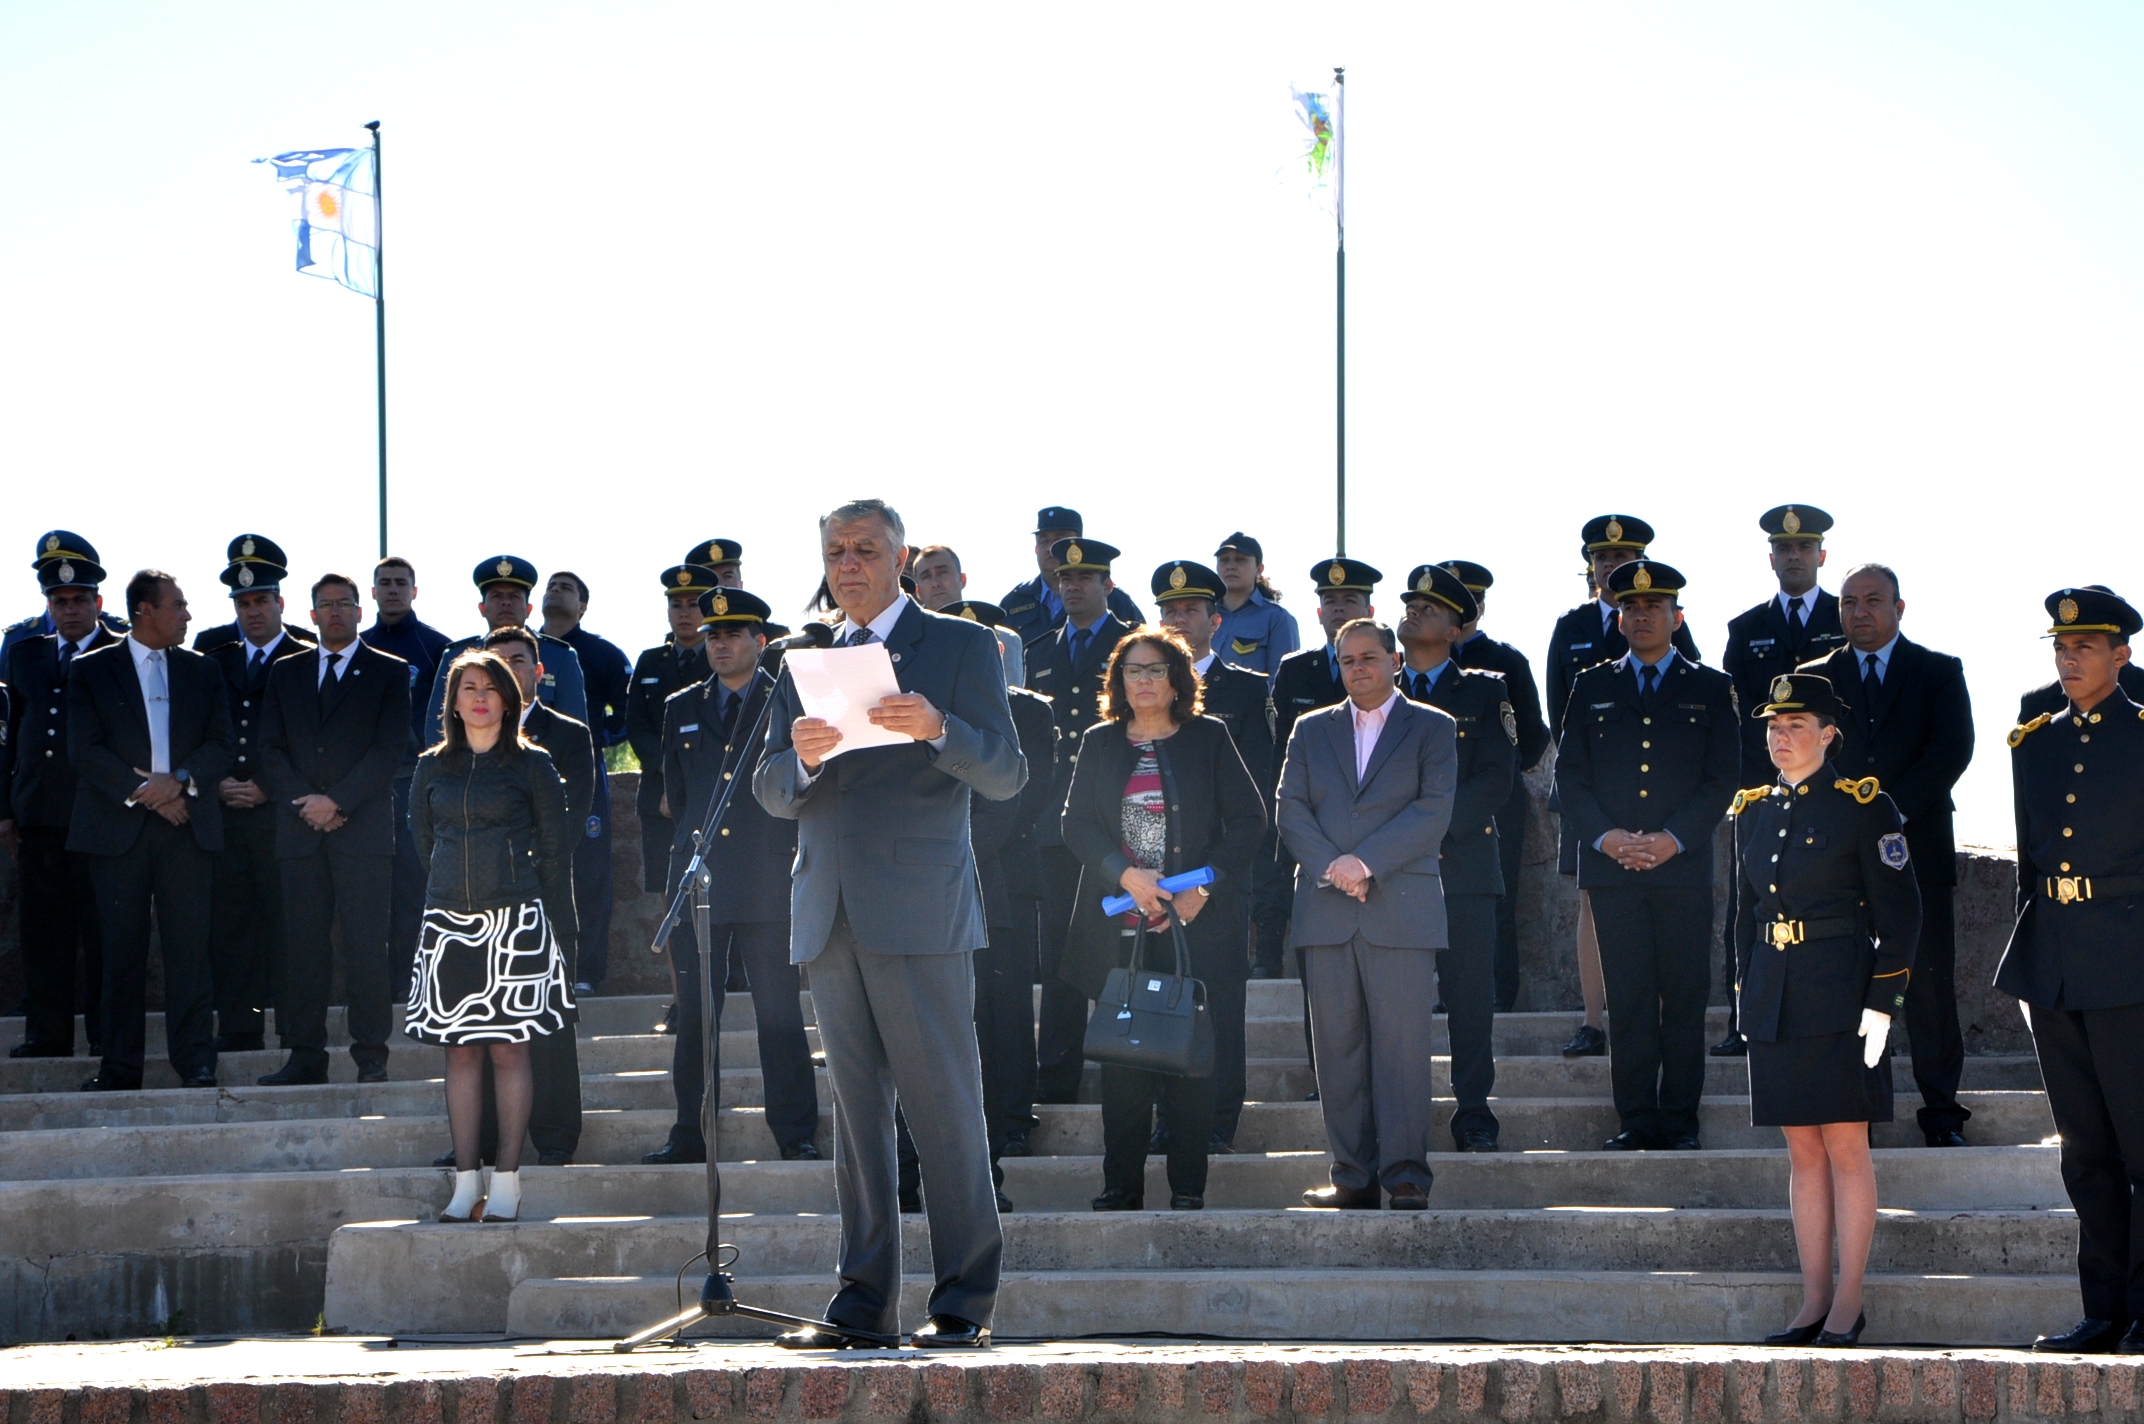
xmin=1858 ymin=1008 xmax=1891 ymax=1069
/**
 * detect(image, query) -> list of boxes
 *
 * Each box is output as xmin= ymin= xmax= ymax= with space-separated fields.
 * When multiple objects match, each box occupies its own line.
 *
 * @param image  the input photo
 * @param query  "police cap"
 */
xmin=1581 ymin=514 xmax=1655 ymax=553
xmin=1755 ymin=672 xmax=1846 ymax=720
xmin=1312 ymin=557 xmax=1381 ymax=594
xmin=32 ymin=530 xmax=99 ymax=570
xmin=1051 ymin=538 xmax=1119 ymax=575
xmin=221 ymin=534 xmax=289 ymax=596
xmin=683 ymin=539 xmax=742 ymax=568
xmin=1152 ymin=560 xmax=1224 ymax=604
xmin=37 ymin=555 xmax=105 ymax=592
xmin=1035 ymin=507 xmax=1083 ymax=535
xmin=698 ymin=586 xmax=772 ymax=628
xmin=2046 ymin=587 xmax=2144 ymax=640
xmin=1437 ymin=560 xmax=1494 ymax=594
xmin=472 ymin=555 xmax=538 ymax=593
xmin=1401 ymin=564 xmax=1479 ymax=623
xmin=1759 ymin=505 xmax=1833 ymax=543
xmin=661 ymin=563 xmax=722 ymax=597
xmin=1604 ymin=558 xmax=1686 ymax=602
xmin=945 ymin=599 xmax=1010 ymax=626
xmin=1213 ymin=531 xmax=1263 ymax=561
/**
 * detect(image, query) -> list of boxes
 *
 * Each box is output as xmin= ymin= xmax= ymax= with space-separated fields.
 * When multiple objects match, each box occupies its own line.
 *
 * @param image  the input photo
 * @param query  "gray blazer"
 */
xmin=753 ymin=599 xmax=1027 ymax=963
xmin=1276 ymin=695 xmax=1458 ymax=951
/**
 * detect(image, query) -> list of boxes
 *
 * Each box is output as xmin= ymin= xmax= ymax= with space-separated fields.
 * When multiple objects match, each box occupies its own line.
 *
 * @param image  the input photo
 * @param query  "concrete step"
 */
xmin=323 ymin=1206 xmax=2081 ymax=1335
xmin=503 ymin=1267 xmax=2072 ymax=1347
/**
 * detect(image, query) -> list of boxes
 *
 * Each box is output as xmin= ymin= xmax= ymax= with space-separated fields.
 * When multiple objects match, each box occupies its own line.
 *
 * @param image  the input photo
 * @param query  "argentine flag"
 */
xmin=257 ymin=147 xmax=378 ymax=298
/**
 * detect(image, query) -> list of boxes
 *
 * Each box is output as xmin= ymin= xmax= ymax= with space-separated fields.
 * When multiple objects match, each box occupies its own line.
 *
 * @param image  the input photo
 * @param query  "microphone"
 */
xmin=768 ymin=621 xmax=836 ymax=657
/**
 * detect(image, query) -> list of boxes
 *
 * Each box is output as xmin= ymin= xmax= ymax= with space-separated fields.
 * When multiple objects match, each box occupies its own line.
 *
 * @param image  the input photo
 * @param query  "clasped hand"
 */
xmin=1117 ymin=867 xmax=1206 ymax=924
xmin=294 ymin=793 xmax=347 ymax=832
xmin=1599 ymin=829 xmax=1679 ymax=871
xmin=1323 ymin=853 xmax=1372 ymax=902
xmin=792 ymin=693 xmax=946 ymax=770
xmin=131 ymin=768 xmax=190 ymax=826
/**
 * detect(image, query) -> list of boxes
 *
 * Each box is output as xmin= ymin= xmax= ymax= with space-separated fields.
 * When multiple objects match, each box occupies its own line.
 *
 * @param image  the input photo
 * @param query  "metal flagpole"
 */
xmin=365 ymin=120 xmax=386 ymax=558
xmin=1333 ymin=68 xmax=1346 ymax=557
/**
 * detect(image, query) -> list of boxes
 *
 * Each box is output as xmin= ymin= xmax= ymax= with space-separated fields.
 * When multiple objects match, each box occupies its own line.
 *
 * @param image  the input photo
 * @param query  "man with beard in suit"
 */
xmin=1798 ymin=563 xmax=1975 ymax=1145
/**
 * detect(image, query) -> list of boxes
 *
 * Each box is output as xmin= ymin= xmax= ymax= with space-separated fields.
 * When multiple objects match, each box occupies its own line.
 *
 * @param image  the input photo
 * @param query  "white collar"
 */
xmin=1777 ymin=587 xmax=1825 ymax=615
xmin=127 ymin=634 xmax=166 ymax=669
xmin=246 ymin=630 xmax=287 ymax=658
xmin=1193 ymin=651 xmax=1216 ymax=676
xmin=853 ymin=593 xmax=914 ymax=645
xmin=317 ymin=639 xmax=355 ymax=665
xmin=1857 ymin=634 xmax=1901 ymax=669
xmin=1351 ymin=689 xmax=1402 ymax=722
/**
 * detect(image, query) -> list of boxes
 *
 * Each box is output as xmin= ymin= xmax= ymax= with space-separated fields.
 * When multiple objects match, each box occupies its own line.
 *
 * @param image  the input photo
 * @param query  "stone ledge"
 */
xmin=2 ymin=1341 xmax=2140 ymax=1424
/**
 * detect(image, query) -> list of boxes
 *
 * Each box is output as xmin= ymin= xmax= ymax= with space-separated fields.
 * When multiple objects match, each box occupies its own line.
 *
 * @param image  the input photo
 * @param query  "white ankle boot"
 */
xmin=440 ymin=1169 xmax=484 ymax=1223
xmin=486 ymin=1169 xmax=522 ymax=1223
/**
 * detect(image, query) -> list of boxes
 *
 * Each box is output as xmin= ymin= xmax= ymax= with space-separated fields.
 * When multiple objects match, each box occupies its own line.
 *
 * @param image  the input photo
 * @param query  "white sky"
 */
xmin=6 ymin=2 xmax=2143 ymax=846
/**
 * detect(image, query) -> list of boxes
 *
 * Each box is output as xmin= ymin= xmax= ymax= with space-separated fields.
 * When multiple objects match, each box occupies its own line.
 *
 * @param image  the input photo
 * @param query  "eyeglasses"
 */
xmin=316 ymin=599 xmax=361 ymax=613
xmin=1121 ymin=662 xmax=1172 ymax=682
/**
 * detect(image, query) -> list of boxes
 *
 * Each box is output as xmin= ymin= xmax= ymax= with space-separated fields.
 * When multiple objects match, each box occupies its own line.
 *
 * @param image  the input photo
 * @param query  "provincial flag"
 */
xmin=1290 ymin=83 xmax=1343 ymax=232
xmin=255 ymin=147 xmax=378 ymax=297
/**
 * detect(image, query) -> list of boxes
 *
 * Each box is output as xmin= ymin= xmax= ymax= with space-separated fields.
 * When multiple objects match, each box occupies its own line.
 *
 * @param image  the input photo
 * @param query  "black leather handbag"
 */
xmin=1081 ymin=907 xmax=1214 ymax=1078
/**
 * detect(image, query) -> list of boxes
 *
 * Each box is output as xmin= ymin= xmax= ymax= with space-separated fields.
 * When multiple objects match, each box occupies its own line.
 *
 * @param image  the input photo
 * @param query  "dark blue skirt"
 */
xmin=1748 ymin=1028 xmax=1893 ymax=1126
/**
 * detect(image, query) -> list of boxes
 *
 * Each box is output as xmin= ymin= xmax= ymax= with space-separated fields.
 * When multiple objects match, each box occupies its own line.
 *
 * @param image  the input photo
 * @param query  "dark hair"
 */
xmin=551 ymin=570 xmax=591 ymax=604
xmin=1844 ymin=562 xmax=1902 ymax=600
xmin=311 ymin=573 xmax=361 ymax=605
xmin=432 ymin=650 xmax=527 ymax=759
xmin=481 ymin=624 xmax=542 ymax=661
xmin=125 ymin=569 xmax=176 ymax=620
xmin=1255 ymin=574 xmax=1281 ymax=601
xmin=374 ymin=556 xmax=414 ymax=577
xmin=1335 ymin=617 xmax=1398 ymax=654
xmin=915 ymin=544 xmax=961 ymax=573
xmin=1098 ymin=626 xmax=1203 ymax=725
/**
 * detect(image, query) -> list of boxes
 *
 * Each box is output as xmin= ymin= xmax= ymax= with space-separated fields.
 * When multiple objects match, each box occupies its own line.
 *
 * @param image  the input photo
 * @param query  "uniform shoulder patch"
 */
xmin=2007 ymin=712 xmax=2052 ymax=747
xmin=1729 ymin=786 xmax=1772 ymax=816
xmin=1833 ymin=775 xmax=1880 ymax=804
xmin=1500 ymin=701 xmax=1517 ymax=745
xmin=1879 ymin=832 xmax=1910 ymax=869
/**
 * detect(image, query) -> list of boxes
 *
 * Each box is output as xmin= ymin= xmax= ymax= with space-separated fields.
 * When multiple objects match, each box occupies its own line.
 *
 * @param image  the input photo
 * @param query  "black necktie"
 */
xmin=1863 ymin=653 xmax=1881 ymax=713
xmin=1788 ymin=598 xmax=1805 ymax=634
xmin=1640 ymin=664 xmax=1659 ymax=699
xmin=1071 ymin=628 xmax=1091 ymax=665
xmin=249 ymin=647 xmax=268 ymax=684
xmin=719 ymin=689 xmax=741 ymax=743
xmin=323 ymin=650 xmax=342 ymax=685
xmin=848 ymin=626 xmax=876 ymax=648
xmin=58 ymin=642 xmax=76 ymax=679
xmin=1412 ymin=671 xmax=1432 ymax=701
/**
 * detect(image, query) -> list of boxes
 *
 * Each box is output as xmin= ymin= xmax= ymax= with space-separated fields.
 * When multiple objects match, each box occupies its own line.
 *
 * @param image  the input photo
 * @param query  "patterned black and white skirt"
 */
xmin=405 ymin=899 xmax=577 ymax=1045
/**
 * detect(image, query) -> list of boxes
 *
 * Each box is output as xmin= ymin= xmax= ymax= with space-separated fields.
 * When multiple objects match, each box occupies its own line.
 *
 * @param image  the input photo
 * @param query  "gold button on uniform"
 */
xmin=2063 ymin=828 xmax=2074 ymax=838
xmin=1638 ymin=789 xmax=1649 ymax=798
xmin=1641 ymin=740 xmax=1651 ymax=749
xmin=1642 ymin=717 xmax=1652 ymax=725
xmin=2081 ymin=735 xmax=2092 ymax=744
xmin=1768 ymin=884 xmax=1778 ymax=893
xmin=1640 ymin=763 xmax=1650 ymax=772
xmin=2067 ymin=793 xmax=2077 ymax=803
xmin=2076 ymin=764 xmax=2086 ymax=773
xmin=2061 ymin=862 xmax=2072 ymax=872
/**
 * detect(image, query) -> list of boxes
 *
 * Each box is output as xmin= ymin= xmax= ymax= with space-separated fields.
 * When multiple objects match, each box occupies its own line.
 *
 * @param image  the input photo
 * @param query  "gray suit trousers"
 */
xmin=1303 ymin=932 xmax=1439 ymax=1193
xmin=810 ymin=904 xmax=1002 ymax=1333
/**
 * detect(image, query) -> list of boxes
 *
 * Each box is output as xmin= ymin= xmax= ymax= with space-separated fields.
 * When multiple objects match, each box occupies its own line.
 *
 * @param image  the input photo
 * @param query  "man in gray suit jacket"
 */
xmin=1277 ymin=618 xmax=1457 ymax=1210
xmin=754 ymin=498 xmax=1026 ymax=1349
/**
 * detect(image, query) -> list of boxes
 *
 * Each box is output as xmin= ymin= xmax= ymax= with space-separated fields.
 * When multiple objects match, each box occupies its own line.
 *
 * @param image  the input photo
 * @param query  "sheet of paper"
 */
xmin=783 ymin=644 xmax=912 ymax=759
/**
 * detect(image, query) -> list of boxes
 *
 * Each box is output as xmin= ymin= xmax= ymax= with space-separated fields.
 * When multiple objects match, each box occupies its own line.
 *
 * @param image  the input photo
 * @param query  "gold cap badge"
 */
xmin=1632 ymin=565 xmax=1653 ymax=592
xmin=55 ymin=562 xmax=74 ymax=584
xmin=44 ymin=534 xmax=60 ymax=554
xmin=2060 ymin=597 xmax=2080 ymax=625
xmin=1772 ymin=675 xmax=1794 ymax=703
xmin=1066 ymin=543 xmax=1084 ymax=566
xmin=241 ymin=537 xmax=257 ymax=557
xmin=1415 ymin=570 xmax=1435 ymax=594
xmin=496 ymin=558 xmax=515 ymax=579
xmin=960 ymin=606 xmax=979 ymax=621
xmin=1327 ymin=562 xmax=1347 ymax=586
xmin=675 ymin=568 xmax=692 ymax=587
xmin=238 ymin=566 xmax=255 ymax=587
xmin=1605 ymin=519 xmax=1624 ymax=544
xmin=712 ymin=593 xmax=729 ymax=616
xmin=1169 ymin=565 xmax=1187 ymax=589
xmin=1781 ymin=509 xmax=1801 ymax=536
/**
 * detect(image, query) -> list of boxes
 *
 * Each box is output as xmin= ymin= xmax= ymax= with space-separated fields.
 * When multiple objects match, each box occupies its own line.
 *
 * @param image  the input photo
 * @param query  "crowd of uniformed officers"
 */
xmin=3 ymin=502 xmax=2143 ymax=1351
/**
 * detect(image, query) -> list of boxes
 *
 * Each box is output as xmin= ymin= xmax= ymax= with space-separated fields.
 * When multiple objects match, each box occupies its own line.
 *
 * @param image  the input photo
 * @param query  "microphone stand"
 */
xmin=616 ymin=654 xmax=896 ymax=1352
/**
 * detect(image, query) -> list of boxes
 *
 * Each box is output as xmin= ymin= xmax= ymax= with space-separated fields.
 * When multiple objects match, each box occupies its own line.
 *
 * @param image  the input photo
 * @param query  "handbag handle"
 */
xmin=1123 ymin=904 xmax=1195 ymax=1009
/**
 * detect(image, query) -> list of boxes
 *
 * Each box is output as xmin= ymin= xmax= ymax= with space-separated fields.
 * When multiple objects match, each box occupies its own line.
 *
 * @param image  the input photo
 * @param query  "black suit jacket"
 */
xmin=1724 ymin=591 xmax=1847 ymax=778
xmin=627 ymin=638 xmax=706 ymax=818
xmin=204 ymin=630 xmax=316 ymax=790
xmin=1545 ymin=601 xmax=1703 ymax=738
xmin=664 ymin=668 xmax=794 ymax=925
xmin=66 ymin=640 xmax=235 ymax=856
xmin=973 ymin=686 xmax=1059 ymax=927
xmin=1 ymin=628 xmax=121 ymax=827
xmin=1453 ymin=631 xmax=1550 ymax=772
xmin=259 ymin=642 xmax=412 ymax=859
xmin=524 ymin=701 xmax=597 ymax=834
xmin=1798 ymin=637 xmax=1973 ymax=887
xmin=1553 ymin=653 xmax=1739 ymax=891
xmin=1200 ymin=659 xmax=1277 ymax=795
xmin=1272 ymin=644 xmax=1346 ymax=756
xmin=1409 ymin=664 xmax=1519 ymax=895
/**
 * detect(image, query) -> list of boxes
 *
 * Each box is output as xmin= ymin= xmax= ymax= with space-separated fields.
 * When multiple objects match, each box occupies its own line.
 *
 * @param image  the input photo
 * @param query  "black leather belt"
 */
xmin=2044 ymin=875 xmax=2144 ymax=904
xmin=1762 ymin=916 xmax=1861 ymax=948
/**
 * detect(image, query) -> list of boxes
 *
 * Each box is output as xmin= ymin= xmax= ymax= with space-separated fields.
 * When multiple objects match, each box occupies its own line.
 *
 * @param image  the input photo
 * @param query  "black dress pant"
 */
xmin=208 ymin=806 xmax=282 ymax=1042
xmin=278 ymin=844 xmax=394 ymax=1070
xmin=387 ymin=776 xmax=425 ymax=1001
xmin=571 ymin=767 xmax=613 ymax=988
xmin=1207 ymin=972 xmax=1248 ymax=1143
xmin=1491 ymin=785 xmax=1529 ymax=1011
xmin=1102 ymin=1062 xmax=1213 ymax=1199
xmin=668 ymin=917 xmax=816 ymax=1155
xmin=2029 ymin=1000 xmax=2144 ymax=1321
xmin=91 ymin=817 xmax=216 ymax=1082
xmin=1251 ymin=828 xmax=1294 ymax=977
xmin=975 ymin=904 xmax=1040 ymax=1151
xmin=16 ymin=825 xmax=103 ymax=1053
xmin=1588 ymin=883 xmax=1711 ymax=1145
xmin=1440 ymin=893 xmax=1501 ymax=1144
xmin=1034 ymin=845 xmax=1090 ymax=1103
xmin=1907 ymin=885 xmax=1970 ymax=1137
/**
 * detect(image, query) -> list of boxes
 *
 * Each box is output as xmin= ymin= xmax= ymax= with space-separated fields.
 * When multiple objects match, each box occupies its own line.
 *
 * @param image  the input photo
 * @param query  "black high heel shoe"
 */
xmin=1815 ymin=1312 xmax=1866 ymax=1347
xmin=1762 ymin=1320 xmax=1826 ymax=1346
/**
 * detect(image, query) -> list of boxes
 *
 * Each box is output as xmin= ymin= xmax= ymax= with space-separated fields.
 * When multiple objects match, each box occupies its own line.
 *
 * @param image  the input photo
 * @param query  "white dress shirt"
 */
xmin=317 ymin=639 xmax=356 ymax=687
xmin=1776 ymin=588 xmax=1826 ymax=625
xmin=1856 ymin=633 xmax=1900 ymax=685
xmin=801 ymin=594 xmax=943 ymax=785
xmin=1352 ymin=690 xmax=1400 ymax=782
xmin=127 ymin=635 xmax=173 ymax=776
xmin=1193 ymin=651 xmax=1217 ymax=677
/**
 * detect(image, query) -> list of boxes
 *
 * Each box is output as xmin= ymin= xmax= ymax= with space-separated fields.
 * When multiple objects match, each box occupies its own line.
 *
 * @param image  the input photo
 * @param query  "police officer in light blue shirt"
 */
xmin=1212 ymin=533 xmax=1300 ymax=681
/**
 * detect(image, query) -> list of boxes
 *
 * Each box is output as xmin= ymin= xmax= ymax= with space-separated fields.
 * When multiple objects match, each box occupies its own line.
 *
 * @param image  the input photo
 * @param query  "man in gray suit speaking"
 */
xmin=1277 ymin=618 xmax=1457 ymax=1211
xmin=754 ymin=498 xmax=1027 ymax=1349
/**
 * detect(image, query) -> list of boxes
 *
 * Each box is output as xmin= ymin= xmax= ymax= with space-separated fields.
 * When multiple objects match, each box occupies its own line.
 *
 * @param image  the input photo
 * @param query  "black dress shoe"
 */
xmin=899 ymin=1190 xmax=923 ymax=1214
xmin=774 ymin=1325 xmax=880 ymax=1350
xmin=781 ymin=1140 xmax=822 ymax=1161
xmin=912 ymin=1314 xmax=990 ymax=1348
xmin=1710 ymin=1031 xmax=1749 ymax=1057
xmin=2036 ymin=1318 xmax=2129 ymax=1353
xmin=642 ymin=1141 xmax=706 ymax=1165
xmin=1457 ymin=1130 xmax=1499 ymax=1153
xmin=1302 ymin=1183 xmax=1381 ymax=1209
xmin=1147 ymin=1126 xmax=1170 ymax=1155
xmin=1092 ymin=1188 xmax=1143 ymax=1211
xmin=998 ymin=1132 xmax=1032 ymax=1158
xmin=1666 ymin=1134 xmax=1702 ymax=1151
xmin=180 ymin=1068 xmax=217 ymax=1089
xmin=537 ymin=1150 xmax=571 ymax=1167
xmin=995 ymin=1189 xmax=1014 ymax=1213
xmin=1306 ymin=1089 xmax=1320 ymax=1102
xmin=1601 ymin=1132 xmax=1649 ymax=1152
xmin=1207 ymin=1131 xmax=1235 ymax=1155
xmin=1925 ymin=1129 xmax=1968 ymax=1148
xmin=356 ymin=1065 xmax=389 ymax=1084
xmin=1387 ymin=1183 xmax=1430 ymax=1211
xmin=9 ymin=1041 xmax=71 ymax=1058
xmin=2118 ymin=1321 xmax=2144 ymax=1354
xmin=80 ymin=1073 xmax=141 ymax=1092
xmin=214 ymin=1033 xmax=266 ymax=1054
xmin=1561 ymin=1025 xmax=1607 ymax=1058
xmin=1170 ymin=1193 xmax=1204 ymax=1210
xmin=1815 ymin=1312 xmax=1866 ymax=1347
xmin=434 ymin=1150 xmax=458 ymax=1168
xmin=1763 ymin=1321 xmax=1827 ymax=1346
xmin=257 ymin=1059 xmax=328 ymax=1086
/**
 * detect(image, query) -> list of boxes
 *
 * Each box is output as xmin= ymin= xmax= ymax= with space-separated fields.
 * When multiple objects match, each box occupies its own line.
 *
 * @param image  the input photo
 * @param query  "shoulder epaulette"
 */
xmin=1834 ymin=775 xmax=1880 ymax=804
xmin=1729 ymin=786 xmax=1773 ymax=817
xmin=2007 ymin=712 xmax=2053 ymax=748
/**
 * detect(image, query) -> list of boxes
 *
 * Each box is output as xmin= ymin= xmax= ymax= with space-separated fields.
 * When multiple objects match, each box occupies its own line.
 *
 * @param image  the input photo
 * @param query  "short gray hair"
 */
xmin=819 ymin=498 xmax=906 ymax=549
xmin=1335 ymin=617 xmax=1397 ymax=654
xmin=1843 ymin=562 xmax=1901 ymax=600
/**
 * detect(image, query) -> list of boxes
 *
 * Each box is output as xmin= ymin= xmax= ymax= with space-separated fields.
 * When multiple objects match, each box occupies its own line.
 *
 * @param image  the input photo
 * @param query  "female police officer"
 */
xmin=1732 ymin=672 xmax=1921 ymax=1347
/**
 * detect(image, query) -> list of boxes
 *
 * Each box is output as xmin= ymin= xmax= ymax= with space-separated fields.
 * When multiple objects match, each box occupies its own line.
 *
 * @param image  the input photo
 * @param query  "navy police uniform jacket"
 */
xmin=1200 ymin=658 xmax=1277 ymax=795
xmin=1545 ymin=601 xmax=1703 ymax=738
xmin=1026 ymin=613 xmax=1132 ymax=845
xmin=663 ymin=668 xmax=794 ymax=925
xmin=1453 ymin=631 xmax=1551 ymax=773
xmin=1271 ymin=644 xmax=1348 ymax=758
xmin=1552 ymin=652 xmax=1740 ymax=891
xmin=204 ymin=630 xmax=316 ymax=795
xmin=999 ymin=575 xmax=1143 ymax=649
xmin=1724 ymin=592 xmax=1846 ymax=779
xmin=1410 ymin=665 xmax=1520 ymax=896
xmin=0 ymin=628 xmax=121 ymax=826
xmin=628 ymin=639 xmax=705 ymax=821
xmin=1996 ymin=689 xmax=2144 ymax=1010
xmin=1731 ymin=768 xmax=1921 ymax=1041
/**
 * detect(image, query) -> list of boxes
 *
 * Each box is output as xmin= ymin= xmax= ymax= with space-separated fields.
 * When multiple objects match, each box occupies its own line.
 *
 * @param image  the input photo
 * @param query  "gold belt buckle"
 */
xmin=1766 ymin=920 xmax=1803 ymax=949
xmin=2055 ymin=876 xmax=2089 ymax=904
